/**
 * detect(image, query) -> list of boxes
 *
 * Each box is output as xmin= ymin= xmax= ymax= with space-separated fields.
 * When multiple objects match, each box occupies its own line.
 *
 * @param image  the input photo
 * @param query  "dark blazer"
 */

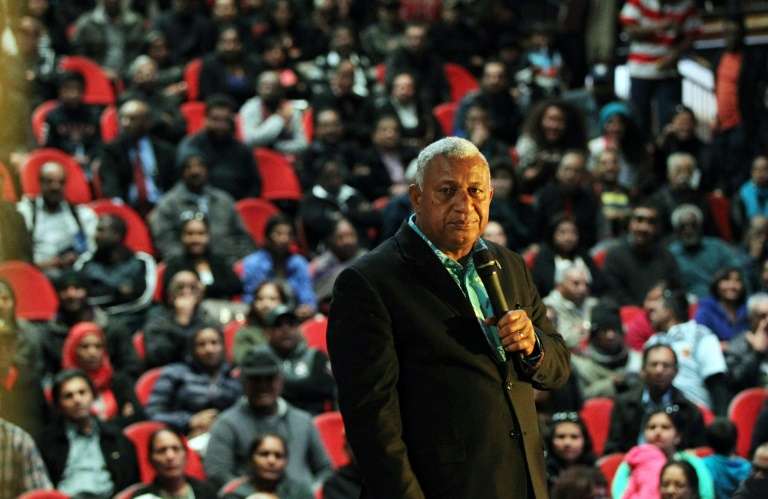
xmin=327 ymin=223 xmax=571 ymax=499
xmin=603 ymin=384 xmax=706 ymax=455
xmin=99 ymin=134 xmax=177 ymax=203
xmin=38 ymin=417 xmax=140 ymax=492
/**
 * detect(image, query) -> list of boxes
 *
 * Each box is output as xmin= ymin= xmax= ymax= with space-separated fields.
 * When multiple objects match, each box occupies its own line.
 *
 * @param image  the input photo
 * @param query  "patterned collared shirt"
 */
xmin=0 ymin=418 xmax=52 ymax=497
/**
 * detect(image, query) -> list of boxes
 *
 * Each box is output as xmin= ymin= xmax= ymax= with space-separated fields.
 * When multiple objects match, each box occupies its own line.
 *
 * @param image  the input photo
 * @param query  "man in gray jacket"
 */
xmin=204 ymin=348 xmax=332 ymax=490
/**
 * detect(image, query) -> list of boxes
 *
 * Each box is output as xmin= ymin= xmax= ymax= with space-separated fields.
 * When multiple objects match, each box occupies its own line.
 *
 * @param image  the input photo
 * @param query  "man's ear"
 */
xmin=409 ymin=183 xmax=422 ymax=213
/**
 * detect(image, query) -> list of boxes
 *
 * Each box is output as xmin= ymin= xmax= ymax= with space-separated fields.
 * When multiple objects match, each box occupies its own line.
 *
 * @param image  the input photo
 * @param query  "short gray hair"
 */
xmin=554 ymin=262 xmax=589 ymax=286
xmin=128 ymin=55 xmax=155 ymax=80
xmin=667 ymin=151 xmax=696 ymax=174
xmin=747 ymin=292 xmax=768 ymax=318
xmin=413 ymin=137 xmax=486 ymax=189
xmin=39 ymin=161 xmax=65 ymax=180
xmin=670 ymin=204 xmax=703 ymax=230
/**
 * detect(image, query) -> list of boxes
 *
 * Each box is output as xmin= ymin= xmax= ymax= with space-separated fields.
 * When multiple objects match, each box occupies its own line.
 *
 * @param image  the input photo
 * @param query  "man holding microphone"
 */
xmin=328 ymin=137 xmax=570 ymax=498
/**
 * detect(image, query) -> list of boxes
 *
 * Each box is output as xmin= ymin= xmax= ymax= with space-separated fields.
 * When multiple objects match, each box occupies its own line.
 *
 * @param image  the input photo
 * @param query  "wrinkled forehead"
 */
xmin=424 ymin=154 xmax=490 ymax=183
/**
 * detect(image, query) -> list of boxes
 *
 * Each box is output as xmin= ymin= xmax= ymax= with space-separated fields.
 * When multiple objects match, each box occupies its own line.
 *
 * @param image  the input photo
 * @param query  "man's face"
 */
xmin=95 ymin=217 xmax=122 ymax=250
xmin=205 ymin=106 xmax=234 ymax=138
xmin=557 ymin=153 xmax=585 ymax=190
xmin=752 ymin=157 xmax=768 ymax=187
xmin=753 ymin=447 xmax=768 ymax=479
xmin=481 ymin=62 xmax=507 ymax=94
xmin=628 ymin=207 xmax=659 ymax=248
xmin=257 ymin=73 xmax=282 ymax=103
xmin=150 ymin=431 xmax=187 ymax=480
xmin=213 ymin=0 xmax=237 ymax=23
xmin=676 ymin=213 xmax=701 ymax=247
xmin=332 ymin=64 xmax=355 ymax=95
xmin=668 ymin=159 xmax=695 ymax=189
xmin=331 ymin=221 xmax=359 ymax=261
xmin=404 ymin=25 xmax=427 ymax=54
xmin=410 ymin=154 xmax=493 ymax=260
xmin=217 ymin=28 xmax=242 ymax=61
xmin=392 ymin=74 xmax=415 ymax=103
xmin=266 ymin=316 xmax=301 ymax=354
xmin=193 ymin=328 xmax=224 ymax=369
xmin=59 ymin=81 xmax=83 ymax=108
xmin=132 ymin=60 xmax=157 ymax=87
xmin=315 ymin=110 xmax=343 ymax=143
xmin=644 ymin=286 xmax=673 ymax=330
xmin=592 ymin=327 xmax=623 ymax=355
xmin=372 ymin=117 xmax=400 ymax=150
xmin=482 ymin=221 xmax=507 ymax=247
xmin=750 ymin=300 xmax=768 ymax=331
xmin=120 ymin=101 xmax=151 ymax=139
xmin=58 ymin=284 xmax=87 ymax=313
xmin=58 ymin=376 xmax=94 ymax=423
xmin=541 ymin=106 xmax=565 ymax=143
xmin=597 ymin=150 xmax=620 ymax=183
xmin=182 ymin=157 xmax=208 ymax=191
xmin=559 ymin=269 xmax=589 ymax=306
xmin=40 ymin=165 xmax=66 ymax=206
xmin=243 ymin=374 xmax=283 ymax=410
xmin=642 ymin=347 xmax=677 ymax=392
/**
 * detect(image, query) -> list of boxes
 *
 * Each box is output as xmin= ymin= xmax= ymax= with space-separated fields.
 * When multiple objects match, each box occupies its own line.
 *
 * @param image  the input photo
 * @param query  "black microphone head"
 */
xmin=473 ymin=248 xmax=499 ymax=278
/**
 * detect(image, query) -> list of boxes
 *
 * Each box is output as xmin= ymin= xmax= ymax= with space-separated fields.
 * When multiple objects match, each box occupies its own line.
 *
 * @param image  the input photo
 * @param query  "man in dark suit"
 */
xmin=98 ymin=99 xmax=176 ymax=215
xmin=327 ymin=137 xmax=570 ymax=499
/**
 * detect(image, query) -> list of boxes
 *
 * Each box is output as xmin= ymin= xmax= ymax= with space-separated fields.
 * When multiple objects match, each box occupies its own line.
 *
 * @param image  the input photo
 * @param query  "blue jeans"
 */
xmin=629 ymin=76 xmax=682 ymax=136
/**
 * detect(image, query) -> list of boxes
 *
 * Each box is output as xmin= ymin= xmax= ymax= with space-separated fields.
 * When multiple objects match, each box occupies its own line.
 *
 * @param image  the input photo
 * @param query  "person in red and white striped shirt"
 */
xmin=619 ymin=0 xmax=701 ymax=135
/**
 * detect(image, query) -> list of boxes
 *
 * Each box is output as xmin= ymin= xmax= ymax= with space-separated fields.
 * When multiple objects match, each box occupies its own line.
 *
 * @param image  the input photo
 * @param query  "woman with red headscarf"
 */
xmin=61 ymin=321 xmax=144 ymax=426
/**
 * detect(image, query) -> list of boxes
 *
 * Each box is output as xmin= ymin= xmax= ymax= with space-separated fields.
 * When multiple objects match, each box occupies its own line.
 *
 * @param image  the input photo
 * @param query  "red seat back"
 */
xmin=707 ymin=193 xmax=733 ymax=242
xmin=0 ymin=261 xmax=59 ymax=321
xmin=31 ymin=100 xmax=59 ymax=145
xmin=100 ymin=105 xmax=119 ymax=142
xmin=223 ymin=319 xmax=245 ymax=363
xmin=314 ymin=411 xmax=349 ymax=468
xmin=432 ymin=102 xmax=457 ymax=136
xmin=253 ymin=148 xmax=302 ymax=201
xmin=58 ymin=56 xmax=116 ymax=106
xmin=134 ymin=367 xmax=163 ymax=406
xmin=87 ymin=200 xmax=154 ymax=255
xmin=728 ymin=387 xmax=768 ymax=457
xmin=234 ymin=197 xmax=280 ymax=246
xmin=0 ymin=160 xmax=18 ymax=202
xmin=300 ymin=315 xmax=328 ymax=354
xmin=132 ymin=331 xmax=145 ymax=361
xmin=153 ymin=263 xmax=167 ymax=303
xmin=22 ymin=148 xmax=92 ymax=204
xmin=620 ymin=305 xmax=654 ymax=352
xmin=597 ymin=452 xmax=625 ymax=488
xmin=123 ymin=421 xmax=205 ymax=483
xmin=303 ymin=107 xmax=314 ymax=142
xmin=181 ymin=101 xmax=207 ymax=135
xmin=184 ymin=58 xmax=203 ymax=101
xmin=579 ymin=397 xmax=614 ymax=457
xmin=443 ymin=63 xmax=479 ymax=102
xmin=18 ymin=490 xmax=70 ymax=499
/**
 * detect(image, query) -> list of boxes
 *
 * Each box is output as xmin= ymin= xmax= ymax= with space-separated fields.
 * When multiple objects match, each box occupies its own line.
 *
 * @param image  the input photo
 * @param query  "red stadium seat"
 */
xmin=522 ymin=247 xmax=538 ymax=269
xmin=693 ymin=446 xmax=714 ymax=457
xmin=0 ymin=160 xmax=18 ymax=202
xmin=707 ymin=193 xmax=733 ymax=242
xmin=87 ymin=200 xmax=154 ymax=255
xmin=58 ymin=56 xmax=116 ymax=106
xmin=592 ymin=248 xmax=607 ymax=269
xmin=597 ymin=452 xmax=625 ymax=488
xmin=220 ymin=477 xmax=248 ymax=495
xmin=124 ymin=421 xmax=206 ymax=484
xmin=134 ymin=367 xmax=163 ymax=406
xmin=132 ymin=331 xmax=145 ymax=361
xmin=223 ymin=319 xmax=245 ymax=363
xmin=100 ymin=105 xmax=119 ymax=142
xmin=253 ymin=148 xmax=302 ymax=202
xmin=443 ymin=63 xmax=479 ymax=102
xmin=303 ymin=107 xmax=314 ymax=142
xmin=433 ymin=102 xmax=457 ymax=136
xmin=728 ymin=387 xmax=768 ymax=457
xmin=0 ymin=261 xmax=58 ymax=321
xmin=21 ymin=148 xmax=92 ymax=204
xmin=620 ymin=306 xmax=654 ymax=352
xmin=697 ymin=403 xmax=715 ymax=426
xmin=153 ymin=263 xmax=167 ymax=303
xmin=300 ymin=315 xmax=328 ymax=354
xmin=31 ymin=100 xmax=59 ymax=145
xmin=184 ymin=58 xmax=203 ymax=101
xmin=235 ymin=198 xmax=280 ymax=246
xmin=18 ymin=490 xmax=69 ymax=499
xmin=374 ymin=63 xmax=386 ymax=85
xmin=180 ymin=101 xmax=207 ymax=135
xmin=580 ymin=397 xmax=614 ymax=457
xmin=314 ymin=411 xmax=349 ymax=468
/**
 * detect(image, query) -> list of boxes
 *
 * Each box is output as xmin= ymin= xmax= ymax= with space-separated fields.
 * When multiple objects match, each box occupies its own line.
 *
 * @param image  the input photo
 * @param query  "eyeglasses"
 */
xmin=551 ymin=411 xmax=580 ymax=423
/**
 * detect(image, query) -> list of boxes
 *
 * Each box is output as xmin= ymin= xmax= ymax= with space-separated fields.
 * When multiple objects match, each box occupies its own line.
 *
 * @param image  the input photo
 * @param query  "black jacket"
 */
xmin=604 ymin=384 xmax=706 ymax=455
xmin=38 ymin=417 xmax=140 ymax=492
xmin=198 ymin=53 xmax=261 ymax=108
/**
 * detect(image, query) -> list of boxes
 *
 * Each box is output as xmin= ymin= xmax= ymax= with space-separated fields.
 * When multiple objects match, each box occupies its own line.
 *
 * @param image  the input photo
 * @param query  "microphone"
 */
xmin=473 ymin=248 xmax=511 ymax=320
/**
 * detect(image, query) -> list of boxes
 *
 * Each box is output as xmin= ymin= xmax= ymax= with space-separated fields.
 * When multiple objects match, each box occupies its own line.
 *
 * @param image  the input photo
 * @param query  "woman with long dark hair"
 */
xmin=545 ymin=412 xmax=597 ymax=490
xmin=694 ymin=266 xmax=749 ymax=342
xmin=233 ymin=280 xmax=290 ymax=365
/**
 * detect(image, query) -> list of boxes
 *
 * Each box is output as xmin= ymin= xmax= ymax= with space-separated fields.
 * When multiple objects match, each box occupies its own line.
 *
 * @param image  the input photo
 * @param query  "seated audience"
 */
xmin=611 ymin=407 xmax=714 ymax=499
xmin=376 ymin=71 xmax=439 ymax=151
xmin=62 ymin=321 xmax=143 ymax=426
xmin=487 ymin=160 xmax=535 ymax=252
xmin=146 ymin=326 xmax=240 ymax=438
xmin=543 ymin=264 xmax=598 ymax=350
xmin=735 ymin=155 xmax=768 ymax=233
xmin=592 ymin=148 xmax=632 ymax=240
xmin=550 ymin=465 xmax=608 ymax=499
xmin=72 ymin=0 xmax=144 ymax=74
xmin=204 ymin=349 xmax=332 ymax=489
xmin=668 ymin=205 xmax=744 ymax=300
xmin=151 ymin=0 xmax=215 ymax=63
xmin=733 ymin=442 xmax=768 ymax=498
xmin=694 ymin=266 xmax=750 ymax=342
xmin=605 ymin=344 xmax=706 ymax=454
xmin=98 ymin=99 xmax=177 ymax=215
xmin=701 ymin=418 xmax=751 ymax=499
xmin=461 ymin=103 xmax=511 ymax=164
xmin=656 ymin=105 xmax=707 ymax=187
xmin=149 ymin=153 xmax=253 ymax=264
xmin=38 ymin=369 xmax=140 ymax=498
xmin=199 ymin=25 xmax=261 ymax=108
xmin=242 ymin=215 xmax=316 ymax=318
xmin=233 ymin=280 xmax=289 ymax=365
xmin=0 ymin=278 xmax=43 ymax=377
xmin=256 ymin=305 xmax=335 ymax=415
xmin=644 ymin=286 xmax=729 ymax=414
xmin=313 ymin=24 xmax=373 ymax=99
xmin=240 ymin=70 xmax=308 ymax=154
xmin=164 ymin=213 xmax=242 ymax=300
xmin=298 ymin=107 xmax=364 ymax=189
xmin=532 ymin=214 xmax=604 ymax=299
xmin=309 ymin=218 xmax=367 ymax=307
xmin=143 ymin=269 xmax=213 ymax=369
xmin=16 ymin=161 xmax=97 ymax=276
xmin=571 ymin=302 xmax=641 ymax=398
xmin=221 ymin=433 xmax=314 ymax=499
xmin=544 ymin=412 xmax=596 ymax=490
xmin=126 ymin=428 xmax=218 ymax=499
xmin=659 ymin=460 xmax=704 ymax=499
xmin=724 ymin=292 xmax=768 ymax=393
